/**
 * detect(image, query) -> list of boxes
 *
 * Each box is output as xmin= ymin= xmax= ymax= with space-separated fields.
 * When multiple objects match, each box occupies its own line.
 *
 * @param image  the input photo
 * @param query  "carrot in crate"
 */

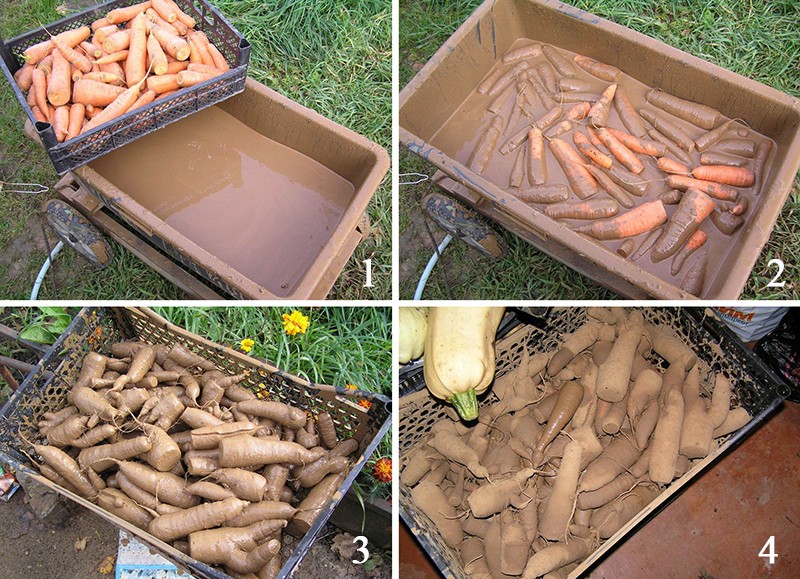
xmin=573 ymin=200 xmax=668 ymax=240
xmin=650 ymin=188 xmax=715 ymax=262
xmin=549 ymin=138 xmax=598 ymax=199
xmin=646 ymin=88 xmax=721 ymax=130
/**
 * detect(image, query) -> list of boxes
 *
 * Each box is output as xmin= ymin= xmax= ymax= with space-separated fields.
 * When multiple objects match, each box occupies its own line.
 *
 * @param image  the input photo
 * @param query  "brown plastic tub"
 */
xmin=73 ymin=78 xmax=389 ymax=300
xmin=399 ymin=0 xmax=800 ymax=299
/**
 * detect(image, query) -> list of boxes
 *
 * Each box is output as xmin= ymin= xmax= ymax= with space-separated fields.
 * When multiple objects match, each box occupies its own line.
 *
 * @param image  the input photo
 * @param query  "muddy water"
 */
xmin=90 ymin=107 xmax=354 ymax=297
xmin=430 ymin=38 xmax=776 ymax=298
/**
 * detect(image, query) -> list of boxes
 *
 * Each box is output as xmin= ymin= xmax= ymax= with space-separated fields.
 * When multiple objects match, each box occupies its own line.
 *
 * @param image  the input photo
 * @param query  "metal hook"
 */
xmin=0 ymin=181 xmax=49 ymax=195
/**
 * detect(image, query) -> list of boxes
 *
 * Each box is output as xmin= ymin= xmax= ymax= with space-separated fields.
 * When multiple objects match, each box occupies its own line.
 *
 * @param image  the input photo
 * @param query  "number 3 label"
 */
xmin=766 ymin=259 xmax=785 ymax=288
xmin=352 ymin=535 xmax=369 ymax=565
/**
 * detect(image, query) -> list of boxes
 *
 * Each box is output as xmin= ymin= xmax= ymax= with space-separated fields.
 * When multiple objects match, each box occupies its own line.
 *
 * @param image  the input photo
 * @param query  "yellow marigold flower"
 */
xmin=282 ymin=310 xmax=310 ymax=336
xmin=240 ymin=338 xmax=255 ymax=353
xmin=372 ymin=457 xmax=392 ymax=483
xmin=345 ymin=383 xmax=357 ymax=390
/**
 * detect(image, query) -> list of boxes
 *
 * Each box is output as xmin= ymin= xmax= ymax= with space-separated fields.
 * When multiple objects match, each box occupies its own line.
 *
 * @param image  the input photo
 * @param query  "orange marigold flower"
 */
xmin=372 ymin=457 xmax=392 ymax=483
xmin=358 ymin=398 xmax=373 ymax=410
xmin=345 ymin=383 xmax=357 ymax=390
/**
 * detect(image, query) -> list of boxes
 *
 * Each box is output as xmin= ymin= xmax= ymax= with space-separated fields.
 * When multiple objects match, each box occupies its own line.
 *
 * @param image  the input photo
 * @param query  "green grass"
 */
xmin=0 ymin=0 xmax=391 ymax=300
xmin=152 ymin=306 xmax=392 ymax=499
xmin=399 ymin=0 xmax=800 ymax=300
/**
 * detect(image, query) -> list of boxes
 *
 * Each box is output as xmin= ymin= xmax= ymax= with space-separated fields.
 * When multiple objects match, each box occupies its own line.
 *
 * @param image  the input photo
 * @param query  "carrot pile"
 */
xmin=12 ymin=0 xmax=231 ymax=143
xmin=28 ymin=340 xmax=358 ymax=579
xmin=401 ymin=307 xmax=753 ymax=578
xmin=462 ymin=40 xmax=776 ymax=297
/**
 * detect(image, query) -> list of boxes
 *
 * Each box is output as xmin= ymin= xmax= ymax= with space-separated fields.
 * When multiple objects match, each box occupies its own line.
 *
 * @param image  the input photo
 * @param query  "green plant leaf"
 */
xmin=38 ymin=307 xmax=68 ymax=317
xmin=43 ymin=314 xmax=72 ymax=335
xmin=19 ymin=325 xmax=58 ymax=345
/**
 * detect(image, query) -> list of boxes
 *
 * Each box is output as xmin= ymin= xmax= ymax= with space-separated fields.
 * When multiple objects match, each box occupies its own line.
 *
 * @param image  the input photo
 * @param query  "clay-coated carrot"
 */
xmin=72 ymin=79 xmax=126 ymax=106
xmin=488 ymin=61 xmax=529 ymax=97
xmin=125 ymin=13 xmax=148 ymax=87
xmin=596 ymin=127 xmax=644 ymax=174
xmin=516 ymin=184 xmax=570 ymax=204
xmin=66 ymin=102 xmax=85 ymax=139
xmin=574 ymin=131 xmax=612 ymax=169
xmin=536 ymin=105 xmax=563 ymax=130
xmin=477 ymin=65 xmax=508 ymax=95
xmin=503 ymin=42 xmax=542 ymax=64
xmin=528 ymin=127 xmax=546 ymax=186
xmin=680 ymin=250 xmax=708 ymax=296
xmin=554 ymin=91 xmax=599 ymax=104
xmin=729 ymin=195 xmax=749 ymax=216
xmin=47 ymin=49 xmax=72 ymax=106
xmin=470 ymin=115 xmax=504 ymax=174
xmin=630 ymin=227 xmax=664 ymax=262
xmin=646 ymin=88 xmax=721 ymax=130
xmin=614 ymin=85 xmax=647 ymax=138
xmin=616 ymin=239 xmax=636 ymax=258
xmin=558 ymin=78 xmax=592 ymax=93
xmin=509 ymin=146 xmax=526 ymax=188
xmin=656 ymin=157 xmax=690 ymax=175
xmin=545 ymin=120 xmax=576 ymax=139
xmin=500 ymin=122 xmax=531 ymax=155
xmin=565 ymin=101 xmax=591 ymax=121
xmin=692 ymin=165 xmax=754 ymax=187
xmin=549 ymin=138 xmax=598 ymax=199
xmin=585 ymin=165 xmax=635 ymax=208
xmin=751 ymin=139 xmax=773 ymax=195
xmin=665 ymin=175 xmax=738 ymax=201
xmin=529 ymin=77 xmax=556 ymax=109
xmin=648 ymin=128 xmax=693 ymax=165
xmin=711 ymin=208 xmax=744 ymax=235
xmin=151 ymin=25 xmax=191 ymax=61
xmin=536 ymin=61 xmax=557 ymax=93
xmin=107 ymin=2 xmax=152 ymax=25
xmin=695 ymin=119 xmax=734 ymax=152
xmin=699 ymin=151 xmax=747 ymax=167
xmin=607 ymin=128 xmax=666 ymax=157
xmin=588 ymin=83 xmax=616 ymax=128
xmin=650 ymin=188 xmax=715 ymax=262
xmin=544 ymin=198 xmax=619 ymax=220
xmin=574 ymin=200 xmax=668 ymax=240
xmin=31 ymin=68 xmax=50 ymax=121
xmin=658 ymin=188 xmax=683 ymax=205
xmin=715 ymin=138 xmax=756 ymax=158
xmin=639 ymin=108 xmax=695 ymax=152
xmin=671 ymin=229 xmax=708 ymax=276
xmin=542 ymin=45 xmax=576 ymax=77
xmin=573 ymin=55 xmax=621 ymax=82
xmin=487 ymin=81 xmax=515 ymax=115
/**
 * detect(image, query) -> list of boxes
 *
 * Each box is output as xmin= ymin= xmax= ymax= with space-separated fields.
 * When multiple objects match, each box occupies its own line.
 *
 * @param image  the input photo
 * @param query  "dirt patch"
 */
xmin=0 ymin=215 xmax=59 ymax=279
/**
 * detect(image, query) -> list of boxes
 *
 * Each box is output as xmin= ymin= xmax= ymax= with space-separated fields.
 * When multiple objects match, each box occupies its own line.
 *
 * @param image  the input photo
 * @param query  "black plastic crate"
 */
xmin=0 ymin=307 xmax=392 ymax=579
xmin=0 ymin=0 xmax=250 ymax=175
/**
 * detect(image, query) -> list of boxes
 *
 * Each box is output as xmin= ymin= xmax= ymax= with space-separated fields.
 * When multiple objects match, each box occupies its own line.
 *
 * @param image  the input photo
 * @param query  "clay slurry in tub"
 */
xmin=90 ymin=107 xmax=354 ymax=297
xmin=429 ymin=39 xmax=777 ymax=298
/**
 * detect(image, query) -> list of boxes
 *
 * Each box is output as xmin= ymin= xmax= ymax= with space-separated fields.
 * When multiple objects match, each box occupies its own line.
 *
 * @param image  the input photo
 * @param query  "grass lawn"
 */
xmin=399 ymin=0 xmax=800 ymax=300
xmin=0 ymin=0 xmax=391 ymax=300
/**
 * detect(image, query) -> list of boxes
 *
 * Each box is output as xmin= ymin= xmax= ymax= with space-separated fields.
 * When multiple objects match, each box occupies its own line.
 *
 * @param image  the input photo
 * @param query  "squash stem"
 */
xmin=450 ymin=389 xmax=478 ymax=421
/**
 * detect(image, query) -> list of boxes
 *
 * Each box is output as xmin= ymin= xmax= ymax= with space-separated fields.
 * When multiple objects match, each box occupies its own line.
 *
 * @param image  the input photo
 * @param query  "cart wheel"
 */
xmin=422 ymin=192 xmax=506 ymax=259
xmin=42 ymin=199 xmax=113 ymax=269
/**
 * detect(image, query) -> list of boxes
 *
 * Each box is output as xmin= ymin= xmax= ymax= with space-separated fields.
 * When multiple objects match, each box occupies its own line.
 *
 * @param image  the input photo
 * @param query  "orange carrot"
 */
xmin=656 ymin=157 xmax=690 ymax=175
xmin=31 ymin=68 xmax=50 ymax=121
xmin=574 ymin=200 xmax=668 ymax=240
xmin=46 ymin=49 xmax=71 ymax=106
xmin=680 ymin=250 xmax=708 ymax=296
xmin=66 ymin=103 xmax=85 ymax=139
xmin=588 ymin=84 xmax=617 ymax=128
xmin=146 ymin=73 xmax=180 ymax=93
xmin=607 ymin=128 xmax=666 ymax=157
xmin=144 ymin=8 xmax=180 ymax=36
xmin=94 ymin=50 xmax=130 ymax=65
xmin=36 ymin=54 xmax=54 ymax=76
xmin=164 ymin=60 xmax=190 ymax=74
xmin=52 ymin=105 xmax=70 ymax=142
xmin=665 ymin=175 xmax=738 ymax=201
xmin=146 ymin=33 xmax=169 ymax=75
xmin=651 ymin=188 xmax=715 ymax=262
xmin=14 ymin=63 xmax=35 ymax=91
xmin=648 ymin=128 xmax=693 ymax=165
xmin=23 ymin=40 xmax=54 ymax=66
xmin=72 ymin=79 xmax=126 ymax=106
xmin=596 ymin=128 xmax=644 ymax=174
xmin=107 ymin=2 xmax=152 ymax=25
xmin=751 ymin=139 xmax=773 ymax=195
xmin=469 ymin=116 xmax=504 ymax=174
xmin=84 ymin=105 xmax=105 ymax=119
xmin=81 ymin=72 xmax=149 ymax=134
xmin=31 ymin=104 xmax=48 ymax=123
xmin=503 ymin=42 xmax=542 ymax=64
xmin=206 ymin=43 xmax=229 ymax=72
xmin=542 ymin=45 xmax=576 ymax=77
xmin=646 ymin=88 xmax=721 ymax=130
xmin=176 ymin=70 xmax=215 ymax=87
xmin=573 ymin=55 xmax=621 ymax=82
xmin=639 ymin=108 xmax=695 ymax=152
xmin=671 ymin=229 xmax=708 ymax=276
xmin=186 ymin=34 xmax=204 ymax=64
xmin=691 ymin=165 xmax=754 ymax=187
xmin=103 ymin=30 xmax=131 ymax=54
xmin=81 ymin=71 xmax=125 ymax=85
xmin=544 ymin=199 xmax=619 ymax=220
xmin=549 ymin=138 xmax=598 ymax=199
xmin=565 ymin=101 xmax=591 ymax=121
xmin=92 ymin=18 xmax=112 ymax=31
xmin=573 ymin=131 xmax=612 ymax=169
xmin=187 ymin=63 xmax=222 ymax=75
xmin=586 ymin=126 xmax=607 ymax=152
xmin=166 ymin=0 xmax=196 ymax=29
xmin=151 ymin=25 xmax=190 ymax=61
xmin=509 ymin=146 xmax=526 ymax=188
xmin=152 ymin=0 xmax=178 ymax=23
xmin=49 ymin=35 xmax=93 ymax=74
xmin=127 ymin=89 xmax=157 ymax=113
xmin=99 ymin=60 xmax=126 ymax=80
xmin=584 ymin=165 xmax=635 ymax=209
xmin=80 ymin=41 xmax=101 ymax=59
xmin=528 ymin=127 xmax=546 ymax=186
xmin=125 ymin=13 xmax=148 ymax=86
xmin=695 ymin=119 xmax=734 ymax=152
xmin=614 ymin=85 xmax=647 ymax=138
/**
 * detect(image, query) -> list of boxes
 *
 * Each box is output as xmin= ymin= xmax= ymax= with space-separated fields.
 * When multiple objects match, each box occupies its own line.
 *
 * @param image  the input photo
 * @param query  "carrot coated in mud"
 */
xmin=573 ymin=200 xmax=667 ymax=240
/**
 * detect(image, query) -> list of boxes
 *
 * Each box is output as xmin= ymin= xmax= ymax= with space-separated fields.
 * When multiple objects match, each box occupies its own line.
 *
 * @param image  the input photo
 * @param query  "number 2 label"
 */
xmin=766 ymin=259 xmax=785 ymax=288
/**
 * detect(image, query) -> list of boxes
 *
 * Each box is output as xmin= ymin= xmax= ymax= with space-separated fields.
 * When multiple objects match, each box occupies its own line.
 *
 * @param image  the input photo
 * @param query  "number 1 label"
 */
xmin=364 ymin=259 xmax=373 ymax=288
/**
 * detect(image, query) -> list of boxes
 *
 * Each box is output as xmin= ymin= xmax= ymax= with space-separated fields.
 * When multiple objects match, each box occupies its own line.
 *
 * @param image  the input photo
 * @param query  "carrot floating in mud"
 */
xmin=588 ymin=84 xmax=617 ymax=127
xmin=509 ymin=146 xmax=526 ymax=188
xmin=536 ymin=62 xmax=557 ymax=93
xmin=751 ymin=139 xmax=772 ymax=195
xmin=585 ymin=165 xmax=635 ymax=208
xmin=614 ymin=85 xmax=647 ymax=137
xmin=648 ymin=128 xmax=693 ymax=165
xmin=729 ymin=195 xmax=749 ymax=216
xmin=671 ymin=229 xmax=708 ymax=275
xmin=616 ymin=239 xmax=636 ymax=258
xmin=601 ymin=162 xmax=648 ymax=197
xmin=692 ymin=165 xmax=754 ymax=187
xmin=546 ymin=120 xmax=577 ymax=139
xmin=659 ymin=189 xmax=683 ymax=205
xmin=586 ymin=126 xmax=608 ymax=151
xmin=544 ymin=199 xmax=619 ymax=220
xmin=574 ymin=200 xmax=667 ymax=240
xmin=700 ymin=151 xmax=747 ymax=167
xmin=666 ymin=175 xmax=738 ymax=201
xmin=528 ymin=127 xmax=547 ymax=186
xmin=542 ymin=45 xmax=576 ymax=77
xmin=656 ymin=157 xmax=690 ymax=175
xmin=501 ymin=123 xmax=534 ymax=155
xmin=630 ymin=227 xmax=663 ymax=262
xmin=516 ymin=184 xmax=570 ymax=204
xmin=695 ymin=119 xmax=735 ymax=152
xmin=607 ymin=128 xmax=666 ymax=157
xmin=554 ymin=91 xmax=599 ymax=104
xmin=650 ymin=188 xmax=715 ymax=262
xmin=680 ymin=250 xmax=708 ymax=296
xmin=573 ymin=55 xmax=621 ymax=82
xmin=711 ymin=208 xmax=745 ymax=235
xmin=574 ymin=131 xmax=612 ymax=169
xmin=487 ymin=82 xmax=515 ymax=115
xmin=559 ymin=78 xmax=592 ymax=93
xmin=503 ymin=42 xmax=542 ymax=63
xmin=477 ymin=65 xmax=509 ymax=95
xmin=529 ymin=77 xmax=556 ymax=109
xmin=596 ymin=127 xmax=644 ymax=174
xmin=640 ymin=108 xmax=695 ymax=152
xmin=646 ymin=88 xmax=721 ymax=130
xmin=549 ymin=138 xmax=598 ymax=199
xmin=488 ymin=61 xmax=529 ymax=97
xmin=470 ymin=115 xmax=504 ymax=174
xmin=715 ymin=138 xmax=756 ymax=158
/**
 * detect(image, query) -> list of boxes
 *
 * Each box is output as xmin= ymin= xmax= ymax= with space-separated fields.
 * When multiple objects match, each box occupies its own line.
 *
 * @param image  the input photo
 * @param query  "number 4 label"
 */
xmin=759 ymin=536 xmax=778 ymax=565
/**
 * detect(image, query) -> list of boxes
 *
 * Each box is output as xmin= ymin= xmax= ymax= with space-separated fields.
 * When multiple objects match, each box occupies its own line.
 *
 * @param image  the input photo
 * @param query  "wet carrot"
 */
xmin=501 ymin=123 xmax=534 ymax=155
xmin=680 ymin=250 xmax=708 ymax=296
xmin=503 ymin=42 xmax=542 ymax=64
xmin=536 ymin=62 xmax=557 ymax=94
xmin=470 ymin=116 xmax=504 ymax=174
xmin=529 ymin=77 xmax=556 ymax=109
xmin=477 ymin=64 xmax=509 ymax=95
xmin=658 ymin=189 xmax=683 ymax=205
xmin=665 ymin=175 xmax=738 ymax=201
xmin=671 ymin=230 xmax=708 ymax=276
xmin=574 ymin=200 xmax=668 ymax=240
xmin=711 ymin=208 xmax=744 ymax=235
xmin=651 ymin=188 xmax=715 ymax=262
xmin=607 ymin=128 xmax=666 ymax=157
xmin=545 ymin=120 xmax=576 ymax=139
xmin=751 ymin=139 xmax=772 ymax=195
xmin=584 ymin=165 xmax=635 ymax=209
xmin=487 ymin=81 xmax=515 ymax=115
xmin=516 ymin=184 xmax=570 ymax=204
xmin=596 ymin=128 xmax=644 ymax=174
xmin=695 ymin=118 xmax=734 ymax=152
xmin=509 ymin=146 xmax=526 ymax=189
xmin=692 ymin=165 xmax=754 ymax=187
xmin=648 ymin=128 xmax=693 ymax=165
xmin=616 ymin=239 xmax=636 ymax=258
xmin=614 ymin=85 xmax=647 ymax=138
xmin=504 ymin=83 xmax=528 ymax=133
xmin=603 ymin=163 xmax=648 ymax=197
xmin=588 ymin=83 xmax=616 ymax=128
xmin=630 ymin=227 xmax=664 ymax=262
xmin=715 ymin=138 xmax=756 ymax=158
xmin=554 ymin=91 xmax=598 ymax=104
xmin=528 ymin=127 xmax=546 ymax=186
xmin=656 ymin=157 xmax=690 ymax=175
xmin=699 ymin=151 xmax=747 ymax=167
xmin=488 ymin=61 xmax=529 ymax=97
xmin=536 ymin=105 xmax=563 ymax=130
xmin=586 ymin=126 xmax=607 ymax=152
xmin=558 ymin=78 xmax=592 ymax=93
xmin=542 ymin=45 xmax=576 ymax=77
xmin=729 ymin=195 xmax=749 ymax=216
xmin=549 ymin=138 xmax=598 ymax=199
xmin=574 ymin=131 xmax=612 ymax=169
xmin=573 ymin=55 xmax=621 ymax=82
xmin=646 ymin=88 xmax=721 ymax=130
xmin=544 ymin=199 xmax=619 ymax=220
xmin=639 ymin=108 xmax=695 ymax=152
